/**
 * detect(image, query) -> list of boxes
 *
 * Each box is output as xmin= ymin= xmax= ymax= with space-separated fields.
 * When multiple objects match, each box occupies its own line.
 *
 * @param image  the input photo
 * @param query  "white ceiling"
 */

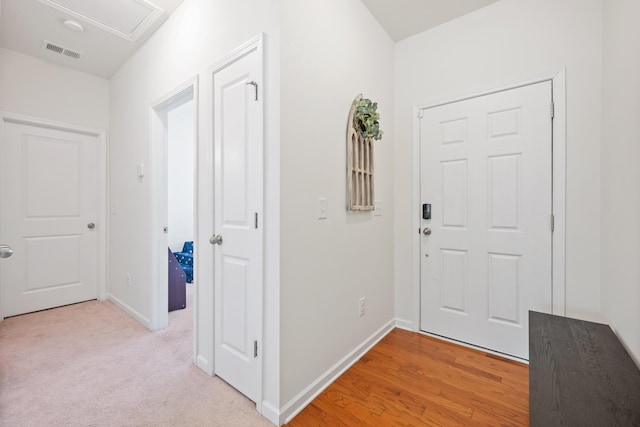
xmin=360 ymin=0 xmax=500 ymax=42
xmin=0 ymin=0 xmax=185 ymax=78
xmin=0 ymin=0 xmax=500 ymax=79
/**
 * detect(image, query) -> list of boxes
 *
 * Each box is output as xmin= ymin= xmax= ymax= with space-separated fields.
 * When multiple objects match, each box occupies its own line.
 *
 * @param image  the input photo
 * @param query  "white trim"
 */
xmin=413 ymin=68 xmax=567 ymax=111
xmin=550 ymin=69 xmax=567 ymax=316
xmin=108 ymin=293 xmax=151 ymax=328
xmin=150 ymin=78 xmax=197 ymax=111
xmin=395 ymin=318 xmax=414 ymax=331
xmin=149 ymin=76 xmax=198 ymax=335
xmin=418 ymin=331 xmax=529 ymax=365
xmin=37 ymin=0 xmax=164 ymax=43
xmin=411 ymin=105 xmax=422 ymax=331
xmin=206 ymin=33 xmax=265 ymax=407
xmin=280 ymin=319 xmax=396 ymax=425
xmin=260 ymin=402 xmax=280 ymax=426
xmin=149 ymin=101 xmax=167 ymax=332
xmin=209 ymin=33 xmax=264 ymax=75
xmin=411 ymin=69 xmax=568 ymax=331
xmin=0 ymin=111 xmax=108 ymax=320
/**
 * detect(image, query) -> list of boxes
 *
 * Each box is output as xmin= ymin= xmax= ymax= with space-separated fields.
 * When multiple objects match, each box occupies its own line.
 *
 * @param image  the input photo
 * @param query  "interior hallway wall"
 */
xmin=0 ymin=47 xmax=108 ymax=129
xmin=601 ymin=0 xmax=640 ymax=365
xmin=394 ymin=0 xmax=604 ymax=325
xmin=280 ymin=0 xmax=395 ymax=411
xmin=108 ymin=0 xmax=280 ymax=418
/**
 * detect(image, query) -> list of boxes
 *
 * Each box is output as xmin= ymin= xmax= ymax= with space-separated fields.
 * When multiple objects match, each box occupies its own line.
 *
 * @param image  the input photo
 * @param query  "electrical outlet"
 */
xmin=126 ymin=273 xmax=132 ymax=287
xmin=359 ymin=297 xmax=366 ymax=317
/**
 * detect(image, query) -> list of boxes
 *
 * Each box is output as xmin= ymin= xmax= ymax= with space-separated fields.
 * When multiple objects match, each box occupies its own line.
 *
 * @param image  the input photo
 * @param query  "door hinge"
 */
xmin=551 ymin=214 xmax=555 ymax=232
xmin=253 ymin=340 xmax=258 ymax=358
xmin=254 ymin=212 xmax=258 ymax=229
xmin=418 ymin=109 xmax=424 ymax=119
xmin=550 ymin=101 xmax=555 ymax=119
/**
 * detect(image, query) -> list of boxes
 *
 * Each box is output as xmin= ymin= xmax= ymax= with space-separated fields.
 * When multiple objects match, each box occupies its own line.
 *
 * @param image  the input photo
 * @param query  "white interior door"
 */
xmin=420 ymin=81 xmax=553 ymax=359
xmin=212 ymin=45 xmax=263 ymax=402
xmin=0 ymin=121 xmax=99 ymax=318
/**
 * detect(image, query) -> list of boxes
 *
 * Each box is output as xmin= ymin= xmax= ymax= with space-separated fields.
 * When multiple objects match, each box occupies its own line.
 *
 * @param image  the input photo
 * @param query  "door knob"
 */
xmin=87 ymin=223 xmax=95 ymax=230
xmin=423 ymin=227 xmax=432 ymax=235
xmin=0 ymin=245 xmax=14 ymax=259
xmin=210 ymin=235 xmax=223 ymax=245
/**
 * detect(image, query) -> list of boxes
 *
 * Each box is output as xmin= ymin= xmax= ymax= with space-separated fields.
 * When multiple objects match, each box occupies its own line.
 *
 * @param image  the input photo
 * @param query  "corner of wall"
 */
xmin=279 ymin=319 xmax=395 ymax=425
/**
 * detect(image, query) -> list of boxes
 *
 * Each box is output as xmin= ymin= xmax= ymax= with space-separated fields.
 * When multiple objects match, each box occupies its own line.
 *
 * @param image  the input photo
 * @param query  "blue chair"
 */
xmin=174 ymin=241 xmax=194 ymax=283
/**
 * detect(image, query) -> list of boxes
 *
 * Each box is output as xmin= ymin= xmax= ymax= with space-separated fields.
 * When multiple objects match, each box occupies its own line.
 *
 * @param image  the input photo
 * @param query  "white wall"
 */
xmin=601 ymin=0 xmax=640 ymax=365
xmin=108 ymin=0 xmax=280 ymax=418
xmin=280 ymin=0 xmax=395 ymax=412
xmin=0 ymin=47 xmax=109 ymax=129
xmin=394 ymin=0 xmax=604 ymax=325
xmin=168 ymin=99 xmax=194 ymax=253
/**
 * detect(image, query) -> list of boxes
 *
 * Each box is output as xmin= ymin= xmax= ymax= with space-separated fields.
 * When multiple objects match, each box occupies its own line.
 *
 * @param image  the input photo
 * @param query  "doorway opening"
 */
xmin=149 ymin=79 xmax=198 ymax=348
xmin=167 ymin=97 xmax=195 ymax=314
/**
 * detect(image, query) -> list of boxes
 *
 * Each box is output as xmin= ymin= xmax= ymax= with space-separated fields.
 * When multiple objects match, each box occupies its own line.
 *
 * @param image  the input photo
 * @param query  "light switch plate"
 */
xmin=317 ymin=197 xmax=328 ymax=219
xmin=374 ymin=200 xmax=382 ymax=216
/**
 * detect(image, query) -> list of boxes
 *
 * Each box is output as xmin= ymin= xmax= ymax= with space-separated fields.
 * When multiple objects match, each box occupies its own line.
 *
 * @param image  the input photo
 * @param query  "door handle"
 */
xmin=423 ymin=227 xmax=432 ymax=236
xmin=246 ymin=81 xmax=258 ymax=101
xmin=87 ymin=222 xmax=95 ymax=230
xmin=209 ymin=235 xmax=223 ymax=245
xmin=0 ymin=245 xmax=14 ymax=259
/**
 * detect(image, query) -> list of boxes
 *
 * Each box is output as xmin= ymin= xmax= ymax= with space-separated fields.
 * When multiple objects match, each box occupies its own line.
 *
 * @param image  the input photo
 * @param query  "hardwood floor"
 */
xmin=285 ymin=328 xmax=529 ymax=426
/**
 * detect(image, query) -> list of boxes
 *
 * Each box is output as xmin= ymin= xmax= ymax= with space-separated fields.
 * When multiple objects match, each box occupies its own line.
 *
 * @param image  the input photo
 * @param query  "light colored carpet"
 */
xmin=0 ymin=283 xmax=273 ymax=427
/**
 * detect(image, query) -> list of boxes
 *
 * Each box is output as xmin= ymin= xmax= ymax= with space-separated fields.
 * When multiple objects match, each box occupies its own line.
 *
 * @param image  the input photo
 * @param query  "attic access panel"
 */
xmin=39 ymin=0 xmax=164 ymax=41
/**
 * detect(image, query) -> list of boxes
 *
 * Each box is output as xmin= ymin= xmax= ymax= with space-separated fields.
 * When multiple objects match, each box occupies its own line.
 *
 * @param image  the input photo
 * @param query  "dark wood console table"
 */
xmin=529 ymin=311 xmax=640 ymax=426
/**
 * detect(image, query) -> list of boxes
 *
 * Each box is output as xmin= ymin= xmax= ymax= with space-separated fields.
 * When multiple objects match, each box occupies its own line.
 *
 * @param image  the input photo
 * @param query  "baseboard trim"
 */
xmin=195 ymin=354 xmax=212 ymax=375
xmin=107 ymin=294 xmax=151 ymax=329
xmin=395 ymin=318 xmax=414 ymax=331
xmin=261 ymin=401 xmax=280 ymax=426
xmin=279 ymin=318 xmax=396 ymax=425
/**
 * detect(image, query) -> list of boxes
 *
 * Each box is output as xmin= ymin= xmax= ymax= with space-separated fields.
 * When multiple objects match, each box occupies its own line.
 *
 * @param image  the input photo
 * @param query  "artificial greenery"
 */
xmin=353 ymin=97 xmax=383 ymax=141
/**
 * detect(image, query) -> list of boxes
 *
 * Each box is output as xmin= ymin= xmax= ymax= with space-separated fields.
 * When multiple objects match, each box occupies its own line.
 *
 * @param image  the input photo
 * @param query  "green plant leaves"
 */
xmin=353 ymin=97 xmax=383 ymax=141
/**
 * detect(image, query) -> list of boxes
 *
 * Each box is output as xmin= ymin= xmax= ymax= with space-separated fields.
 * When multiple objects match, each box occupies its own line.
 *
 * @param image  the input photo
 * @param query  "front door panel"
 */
xmin=420 ymin=81 xmax=553 ymax=359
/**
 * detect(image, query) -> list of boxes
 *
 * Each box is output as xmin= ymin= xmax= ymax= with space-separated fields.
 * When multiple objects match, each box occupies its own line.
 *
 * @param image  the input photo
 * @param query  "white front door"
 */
xmin=0 ymin=120 xmax=99 ymax=318
xmin=420 ymin=81 xmax=553 ymax=359
xmin=212 ymin=44 xmax=263 ymax=402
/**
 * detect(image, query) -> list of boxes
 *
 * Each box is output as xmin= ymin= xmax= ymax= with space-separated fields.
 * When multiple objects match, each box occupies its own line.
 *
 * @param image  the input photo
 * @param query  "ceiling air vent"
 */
xmin=42 ymin=40 xmax=83 ymax=60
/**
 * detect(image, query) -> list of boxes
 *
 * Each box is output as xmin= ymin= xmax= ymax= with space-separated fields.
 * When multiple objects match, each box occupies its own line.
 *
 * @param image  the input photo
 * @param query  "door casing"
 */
xmin=0 ymin=111 xmax=108 ymax=321
xmin=149 ymin=78 xmax=198 ymax=361
xmin=411 ymin=69 xmax=567 ymax=333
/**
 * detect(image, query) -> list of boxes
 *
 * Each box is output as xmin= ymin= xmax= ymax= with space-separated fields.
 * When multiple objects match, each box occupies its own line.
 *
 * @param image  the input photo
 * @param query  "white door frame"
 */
xmin=207 ymin=33 xmax=265 ymax=411
xmin=149 ymin=77 xmax=198 ymax=342
xmin=411 ymin=69 xmax=567 ymax=330
xmin=0 ymin=111 xmax=108 ymax=321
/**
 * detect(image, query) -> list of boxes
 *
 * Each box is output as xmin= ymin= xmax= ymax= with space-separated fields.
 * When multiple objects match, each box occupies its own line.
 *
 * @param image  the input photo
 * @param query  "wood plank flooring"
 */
xmin=285 ymin=328 xmax=529 ymax=426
